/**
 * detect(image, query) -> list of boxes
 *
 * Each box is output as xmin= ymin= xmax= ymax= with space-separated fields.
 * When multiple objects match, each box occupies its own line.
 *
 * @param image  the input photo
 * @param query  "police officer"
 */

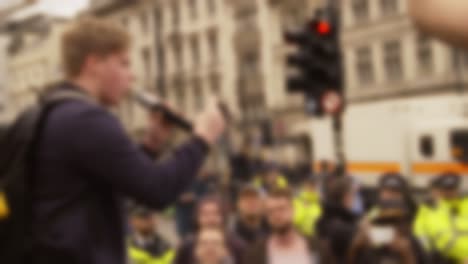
xmin=413 ymin=173 xmax=468 ymax=263
xmin=128 ymin=206 xmax=175 ymax=264
xmin=252 ymin=162 xmax=288 ymax=194
xmin=367 ymin=173 xmax=417 ymax=223
xmin=293 ymin=176 xmax=322 ymax=238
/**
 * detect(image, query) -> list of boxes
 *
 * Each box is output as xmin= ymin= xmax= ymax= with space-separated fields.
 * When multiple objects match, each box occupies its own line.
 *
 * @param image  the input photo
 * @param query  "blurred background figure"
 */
xmin=174 ymin=196 xmax=245 ymax=264
xmin=370 ymin=173 xmax=418 ymax=222
xmin=194 ymin=228 xmax=232 ymax=264
xmin=414 ymin=173 xmax=468 ymax=263
xmin=253 ymin=162 xmax=289 ymax=195
xmin=316 ymin=177 xmax=360 ymax=264
xmin=243 ymin=188 xmax=319 ymax=264
xmin=175 ymin=170 xmax=220 ymax=239
xmin=348 ymin=199 xmax=425 ymax=264
xmin=408 ymin=0 xmax=468 ymax=48
xmin=293 ymin=176 xmax=322 ymax=238
xmin=232 ymin=186 xmax=268 ymax=245
xmin=317 ymin=160 xmax=334 ymax=181
xmin=127 ymin=207 xmax=175 ymax=264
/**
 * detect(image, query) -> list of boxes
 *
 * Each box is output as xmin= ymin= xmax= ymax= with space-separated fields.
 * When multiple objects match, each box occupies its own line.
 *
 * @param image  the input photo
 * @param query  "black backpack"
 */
xmin=0 ymin=89 xmax=93 ymax=263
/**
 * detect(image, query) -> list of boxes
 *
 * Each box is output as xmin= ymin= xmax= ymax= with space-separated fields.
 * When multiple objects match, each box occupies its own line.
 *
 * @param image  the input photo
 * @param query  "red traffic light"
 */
xmin=315 ymin=21 xmax=331 ymax=35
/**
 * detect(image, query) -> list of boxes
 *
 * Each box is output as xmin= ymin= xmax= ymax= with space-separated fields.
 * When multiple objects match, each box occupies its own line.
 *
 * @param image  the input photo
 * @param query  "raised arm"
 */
xmin=408 ymin=0 xmax=468 ymax=48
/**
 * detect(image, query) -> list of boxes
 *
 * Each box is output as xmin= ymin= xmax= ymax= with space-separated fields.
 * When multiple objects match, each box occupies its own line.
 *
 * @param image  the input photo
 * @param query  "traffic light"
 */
xmin=284 ymin=8 xmax=344 ymax=116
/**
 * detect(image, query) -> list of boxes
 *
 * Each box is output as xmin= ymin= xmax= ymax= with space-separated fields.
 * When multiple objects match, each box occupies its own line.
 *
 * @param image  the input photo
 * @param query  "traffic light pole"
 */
xmin=333 ymin=112 xmax=346 ymax=176
xmin=327 ymin=0 xmax=346 ymax=175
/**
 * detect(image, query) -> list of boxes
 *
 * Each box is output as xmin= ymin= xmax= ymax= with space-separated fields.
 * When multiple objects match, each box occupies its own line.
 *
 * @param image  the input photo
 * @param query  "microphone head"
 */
xmin=133 ymin=91 xmax=193 ymax=132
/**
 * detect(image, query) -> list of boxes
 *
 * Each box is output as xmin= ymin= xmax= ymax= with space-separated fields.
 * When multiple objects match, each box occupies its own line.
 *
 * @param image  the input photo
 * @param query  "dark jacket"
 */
xmin=316 ymin=202 xmax=360 ymax=264
xmin=349 ymin=236 xmax=427 ymax=264
xmin=174 ymin=233 xmax=245 ymax=264
xmin=242 ymin=234 xmax=318 ymax=264
xmin=233 ymin=218 xmax=268 ymax=245
xmin=30 ymin=83 xmax=209 ymax=264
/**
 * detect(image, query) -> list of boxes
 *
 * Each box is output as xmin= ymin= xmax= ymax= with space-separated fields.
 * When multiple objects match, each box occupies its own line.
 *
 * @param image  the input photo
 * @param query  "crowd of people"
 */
xmin=126 ymin=161 xmax=468 ymax=264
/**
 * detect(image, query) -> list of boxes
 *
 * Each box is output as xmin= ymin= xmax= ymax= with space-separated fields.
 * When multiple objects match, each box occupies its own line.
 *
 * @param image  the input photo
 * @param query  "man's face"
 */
xmin=198 ymin=202 xmax=223 ymax=229
xmin=439 ymin=189 xmax=459 ymax=201
xmin=265 ymin=197 xmax=293 ymax=234
xmin=131 ymin=214 xmax=156 ymax=236
xmin=93 ymin=50 xmax=134 ymax=106
xmin=238 ymin=195 xmax=263 ymax=222
xmin=304 ymin=182 xmax=317 ymax=193
xmin=265 ymin=170 xmax=278 ymax=186
xmin=195 ymin=229 xmax=227 ymax=264
xmin=379 ymin=189 xmax=404 ymax=202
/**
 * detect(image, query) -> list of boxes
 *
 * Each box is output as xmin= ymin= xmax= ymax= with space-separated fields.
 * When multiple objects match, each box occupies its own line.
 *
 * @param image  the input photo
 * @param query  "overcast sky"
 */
xmin=3 ymin=0 xmax=90 ymax=18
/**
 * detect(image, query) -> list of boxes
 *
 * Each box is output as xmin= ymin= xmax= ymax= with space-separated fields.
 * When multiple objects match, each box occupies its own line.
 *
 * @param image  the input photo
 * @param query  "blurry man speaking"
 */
xmin=29 ymin=18 xmax=225 ymax=264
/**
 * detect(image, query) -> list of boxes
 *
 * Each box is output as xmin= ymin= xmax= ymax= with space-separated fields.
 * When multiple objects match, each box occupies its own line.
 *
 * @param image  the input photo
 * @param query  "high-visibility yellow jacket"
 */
xmin=128 ymin=236 xmax=175 ymax=264
xmin=253 ymin=175 xmax=288 ymax=190
xmin=413 ymin=198 xmax=468 ymax=263
xmin=293 ymin=190 xmax=322 ymax=237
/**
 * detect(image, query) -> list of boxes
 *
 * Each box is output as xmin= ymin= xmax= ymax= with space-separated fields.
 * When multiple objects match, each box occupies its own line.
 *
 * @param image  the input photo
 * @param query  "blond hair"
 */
xmin=61 ymin=17 xmax=130 ymax=78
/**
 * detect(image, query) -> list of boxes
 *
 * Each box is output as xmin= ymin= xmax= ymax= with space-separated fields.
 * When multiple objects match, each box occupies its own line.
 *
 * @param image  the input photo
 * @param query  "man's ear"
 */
xmin=83 ymin=54 xmax=103 ymax=76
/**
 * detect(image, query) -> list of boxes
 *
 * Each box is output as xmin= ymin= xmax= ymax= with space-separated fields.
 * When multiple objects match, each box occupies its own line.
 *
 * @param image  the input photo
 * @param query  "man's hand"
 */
xmin=194 ymin=98 xmax=226 ymax=146
xmin=144 ymin=109 xmax=174 ymax=152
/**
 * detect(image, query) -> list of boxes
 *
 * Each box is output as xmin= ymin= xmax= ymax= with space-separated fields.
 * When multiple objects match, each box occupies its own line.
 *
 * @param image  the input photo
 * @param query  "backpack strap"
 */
xmin=25 ymin=88 xmax=98 ymax=262
xmin=42 ymin=89 xmax=97 ymax=107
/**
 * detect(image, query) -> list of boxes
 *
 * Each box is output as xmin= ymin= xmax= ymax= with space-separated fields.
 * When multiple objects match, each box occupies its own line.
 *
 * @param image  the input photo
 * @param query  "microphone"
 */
xmin=134 ymin=91 xmax=232 ymax=131
xmin=133 ymin=91 xmax=193 ymax=132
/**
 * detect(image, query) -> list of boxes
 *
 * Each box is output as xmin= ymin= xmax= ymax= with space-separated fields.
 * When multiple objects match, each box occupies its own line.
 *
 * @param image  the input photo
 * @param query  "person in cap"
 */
xmin=127 ymin=206 xmax=175 ymax=264
xmin=293 ymin=175 xmax=322 ymax=238
xmin=174 ymin=196 xmax=246 ymax=264
xmin=413 ymin=172 xmax=468 ymax=263
xmin=377 ymin=173 xmax=417 ymax=221
xmin=252 ymin=162 xmax=288 ymax=194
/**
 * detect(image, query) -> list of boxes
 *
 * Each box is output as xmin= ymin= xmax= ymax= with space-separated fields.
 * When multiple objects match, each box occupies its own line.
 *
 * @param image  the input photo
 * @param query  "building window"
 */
xmin=172 ymin=2 xmax=180 ymax=27
xmin=355 ymin=46 xmax=375 ymax=85
xmin=174 ymin=80 xmax=185 ymax=110
xmin=190 ymin=35 xmax=200 ymax=66
xmin=140 ymin=11 xmax=149 ymax=33
xmin=193 ymin=79 xmax=204 ymax=111
xmin=189 ymin=0 xmax=197 ymax=20
xmin=464 ymin=52 xmax=468 ymax=67
xmin=352 ymin=0 xmax=369 ymax=23
xmin=209 ymin=73 xmax=221 ymax=95
xmin=383 ymin=40 xmax=403 ymax=81
xmin=142 ymin=47 xmax=151 ymax=88
xmin=417 ymin=35 xmax=434 ymax=74
xmin=240 ymin=52 xmax=259 ymax=76
xmin=380 ymin=0 xmax=398 ymax=16
xmin=208 ymin=29 xmax=218 ymax=64
xmin=207 ymin=0 xmax=216 ymax=15
xmin=173 ymin=42 xmax=183 ymax=71
xmin=154 ymin=8 xmax=163 ymax=30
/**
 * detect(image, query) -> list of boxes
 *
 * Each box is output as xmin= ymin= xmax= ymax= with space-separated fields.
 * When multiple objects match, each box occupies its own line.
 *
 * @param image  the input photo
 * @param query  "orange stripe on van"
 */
xmin=348 ymin=162 xmax=401 ymax=174
xmin=412 ymin=163 xmax=468 ymax=174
